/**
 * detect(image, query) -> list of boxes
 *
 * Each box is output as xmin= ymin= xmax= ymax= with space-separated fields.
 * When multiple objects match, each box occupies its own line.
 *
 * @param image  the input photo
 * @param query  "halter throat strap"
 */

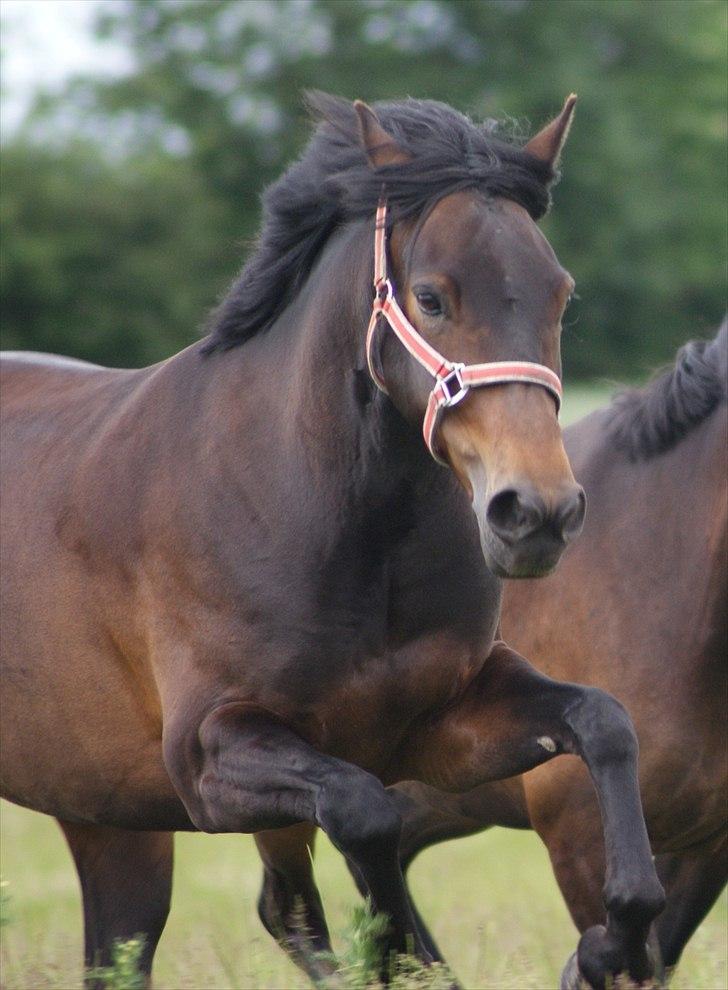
xmin=365 ymin=201 xmax=563 ymax=464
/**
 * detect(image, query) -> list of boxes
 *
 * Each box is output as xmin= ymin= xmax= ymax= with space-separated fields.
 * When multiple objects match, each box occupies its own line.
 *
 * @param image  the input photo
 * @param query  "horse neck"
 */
xmin=261 ymin=224 xmax=492 ymax=643
xmin=278 ymin=221 xmax=440 ymax=511
xmin=188 ymin=220 xmax=451 ymax=579
xmin=678 ymin=405 xmax=727 ymax=680
xmin=577 ymin=402 xmax=726 ymax=644
xmin=700 ymin=402 xmax=728 ymax=583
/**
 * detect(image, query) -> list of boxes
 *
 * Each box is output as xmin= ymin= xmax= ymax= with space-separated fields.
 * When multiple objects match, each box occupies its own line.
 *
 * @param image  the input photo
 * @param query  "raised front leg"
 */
xmin=164 ymin=705 xmax=429 ymax=980
xmin=394 ymin=642 xmax=666 ymax=990
xmin=524 ymin=761 xmax=666 ymax=988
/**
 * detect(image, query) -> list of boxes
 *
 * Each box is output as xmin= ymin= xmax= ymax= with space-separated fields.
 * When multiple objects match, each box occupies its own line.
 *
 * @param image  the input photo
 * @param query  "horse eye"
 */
xmin=415 ymin=291 xmax=443 ymax=316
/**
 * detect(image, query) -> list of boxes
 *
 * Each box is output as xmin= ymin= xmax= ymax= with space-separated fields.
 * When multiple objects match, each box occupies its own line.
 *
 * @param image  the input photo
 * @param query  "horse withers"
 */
xmin=386 ymin=322 xmax=727 ymax=986
xmin=0 ymin=93 xmax=663 ymax=988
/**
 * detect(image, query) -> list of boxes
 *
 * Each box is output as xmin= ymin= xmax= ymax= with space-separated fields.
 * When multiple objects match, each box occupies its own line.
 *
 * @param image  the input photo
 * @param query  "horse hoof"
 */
xmin=561 ymin=948 xmax=662 ymax=989
xmin=560 ymin=950 xmax=588 ymax=990
xmin=568 ymin=925 xmax=663 ymax=990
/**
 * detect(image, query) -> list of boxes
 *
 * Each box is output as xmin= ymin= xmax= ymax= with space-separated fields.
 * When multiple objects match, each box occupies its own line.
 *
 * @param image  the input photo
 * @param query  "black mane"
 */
xmin=608 ymin=320 xmax=727 ymax=460
xmin=203 ymin=92 xmax=556 ymax=353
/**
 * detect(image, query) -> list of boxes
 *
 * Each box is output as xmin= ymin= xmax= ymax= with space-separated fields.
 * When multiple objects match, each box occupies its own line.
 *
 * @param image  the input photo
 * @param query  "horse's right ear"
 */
xmin=354 ymin=100 xmax=410 ymax=168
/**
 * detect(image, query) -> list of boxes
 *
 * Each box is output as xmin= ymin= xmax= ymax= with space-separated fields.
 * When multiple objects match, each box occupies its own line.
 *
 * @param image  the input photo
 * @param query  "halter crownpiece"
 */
xmin=365 ymin=200 xmax=563 ymax=464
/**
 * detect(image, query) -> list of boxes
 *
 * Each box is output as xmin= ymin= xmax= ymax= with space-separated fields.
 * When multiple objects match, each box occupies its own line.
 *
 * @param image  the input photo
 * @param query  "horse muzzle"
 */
xmin=476 ymin=482 xmax=586 ymax=578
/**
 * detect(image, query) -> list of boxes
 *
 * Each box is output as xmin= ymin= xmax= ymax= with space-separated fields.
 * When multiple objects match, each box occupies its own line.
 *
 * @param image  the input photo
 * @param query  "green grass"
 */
xmin=1 ymin=800 xmax=725 ymax=989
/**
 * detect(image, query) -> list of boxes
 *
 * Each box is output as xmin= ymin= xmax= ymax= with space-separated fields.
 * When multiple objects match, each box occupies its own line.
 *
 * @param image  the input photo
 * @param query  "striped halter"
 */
xmin=365 ymin=201 xmax=563 ymax=464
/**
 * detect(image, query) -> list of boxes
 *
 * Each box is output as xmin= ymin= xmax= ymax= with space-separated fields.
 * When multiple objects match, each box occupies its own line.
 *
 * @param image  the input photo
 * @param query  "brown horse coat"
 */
xmin=0 ymin=95 xmax=663 ymax=988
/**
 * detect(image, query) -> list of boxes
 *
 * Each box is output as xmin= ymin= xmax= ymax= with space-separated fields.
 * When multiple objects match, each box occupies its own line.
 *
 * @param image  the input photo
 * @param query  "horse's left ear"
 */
xmin=354 ymin=100 xmax=410 ymax=168
xmin=524 ymin=94 xmax=577 ymax=170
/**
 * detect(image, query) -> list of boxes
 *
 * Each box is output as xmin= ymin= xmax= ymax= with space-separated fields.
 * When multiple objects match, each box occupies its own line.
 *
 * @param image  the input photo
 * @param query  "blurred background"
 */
xmin=1 ymin=0 xmax=725 ymax=380
xmin=1 ymin=5 xmax=727 ymax=987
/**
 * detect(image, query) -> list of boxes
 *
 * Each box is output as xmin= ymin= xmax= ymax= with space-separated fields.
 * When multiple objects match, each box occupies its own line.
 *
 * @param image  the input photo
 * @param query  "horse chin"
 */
xmin=480 ymin=529 xmax=564 ymax=580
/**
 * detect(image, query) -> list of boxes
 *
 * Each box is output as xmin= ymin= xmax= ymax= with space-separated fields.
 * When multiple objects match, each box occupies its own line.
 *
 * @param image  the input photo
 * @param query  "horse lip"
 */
xmin=479 ymin=524 xmax=564 ymax=579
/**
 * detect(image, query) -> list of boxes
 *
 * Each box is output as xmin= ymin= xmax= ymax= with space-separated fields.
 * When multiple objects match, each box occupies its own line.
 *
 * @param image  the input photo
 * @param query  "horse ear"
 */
xmin=354 ymin=100 xmax=410 ymax=168
xmin=524 ymin=94 xmax=577 ymax=170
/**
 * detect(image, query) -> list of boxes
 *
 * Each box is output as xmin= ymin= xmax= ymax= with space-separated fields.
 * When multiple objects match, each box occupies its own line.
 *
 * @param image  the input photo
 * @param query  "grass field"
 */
xmin=1 ymin=800 xmax=726 ymax=990
xmin=2 ymin=383 xmax=726 ymax=990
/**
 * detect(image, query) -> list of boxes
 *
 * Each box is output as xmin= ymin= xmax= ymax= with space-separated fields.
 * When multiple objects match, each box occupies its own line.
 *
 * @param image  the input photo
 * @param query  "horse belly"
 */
xmin=0 ymin=649 xmax=191 ymax=831
xmin=0 ymin=567 xmax=189 ymax=829
xmin=0 ymin=614 xmax=191 ymax=830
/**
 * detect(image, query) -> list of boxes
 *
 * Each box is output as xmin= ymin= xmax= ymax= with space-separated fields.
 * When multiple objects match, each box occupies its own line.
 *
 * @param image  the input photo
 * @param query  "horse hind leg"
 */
xmin=57 ymin=820 xmax=173 ymax=988
xmin=654 ymin=832 xmax=728 ymax=976
xmin=255 ymin=822 xmax=337 ymax=983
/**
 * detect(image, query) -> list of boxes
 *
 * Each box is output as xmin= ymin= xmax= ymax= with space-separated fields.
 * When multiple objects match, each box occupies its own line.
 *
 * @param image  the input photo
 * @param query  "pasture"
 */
xmin=1 ymin=384 xmax=725 ymax=990
xmin=1 ymin=799 xmax=726 ymax=989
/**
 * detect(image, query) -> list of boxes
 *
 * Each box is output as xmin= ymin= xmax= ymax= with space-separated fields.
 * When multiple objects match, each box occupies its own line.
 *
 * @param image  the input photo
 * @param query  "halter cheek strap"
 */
xmin=365 ymin=201 xmax=563 ymax=465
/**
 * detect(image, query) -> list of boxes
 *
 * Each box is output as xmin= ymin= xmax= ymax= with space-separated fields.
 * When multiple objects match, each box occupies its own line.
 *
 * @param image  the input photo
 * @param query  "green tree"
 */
xmin=1 ymin=140 xmax=226 ymax=365
xmin=2 ymin=0 xmax=725 ymax=377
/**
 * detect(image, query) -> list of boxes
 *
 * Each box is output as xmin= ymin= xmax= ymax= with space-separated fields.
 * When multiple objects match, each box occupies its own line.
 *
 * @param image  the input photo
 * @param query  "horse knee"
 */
xmin=566 ymin=687 xmax=639 ymax=767
xmin=603 ymin=878 xmax=666 ymax=928
xmin=316 ymin=771 xmax=401 ymax=858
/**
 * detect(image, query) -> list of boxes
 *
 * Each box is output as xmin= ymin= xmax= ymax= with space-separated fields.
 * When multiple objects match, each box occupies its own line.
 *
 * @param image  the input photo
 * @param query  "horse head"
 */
xmin=356 ymin=97 xmax=586 ymax=578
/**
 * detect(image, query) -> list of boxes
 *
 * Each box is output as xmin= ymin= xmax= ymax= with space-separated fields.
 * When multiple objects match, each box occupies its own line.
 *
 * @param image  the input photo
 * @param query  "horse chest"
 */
xmin=268 ymin=559 xmax=499 ymax=770
xmin=305 ymin=628 xmax=493 ymax=773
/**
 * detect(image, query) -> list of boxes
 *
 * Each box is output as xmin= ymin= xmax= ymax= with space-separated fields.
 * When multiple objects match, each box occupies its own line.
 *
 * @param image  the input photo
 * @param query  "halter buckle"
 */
xmin=439 ymin=364 xmax=469 ymax=407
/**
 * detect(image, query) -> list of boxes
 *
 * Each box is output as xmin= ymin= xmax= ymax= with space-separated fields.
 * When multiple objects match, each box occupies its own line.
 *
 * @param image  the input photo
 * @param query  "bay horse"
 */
xmin=381 ymin=321 xmax=727 ymax=984
xmin=0 ymin=93 xmax=664 ymax=988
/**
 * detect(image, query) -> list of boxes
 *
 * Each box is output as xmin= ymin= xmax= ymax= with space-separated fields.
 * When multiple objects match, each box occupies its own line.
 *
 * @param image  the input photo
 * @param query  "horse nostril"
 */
xmin=557 ymin=487 xmax=587 ymax=542
xmin=486 ymin=488 xmax=546 ymax=544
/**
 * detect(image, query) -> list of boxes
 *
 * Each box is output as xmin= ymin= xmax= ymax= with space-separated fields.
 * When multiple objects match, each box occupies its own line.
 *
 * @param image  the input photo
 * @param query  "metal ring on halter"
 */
xmin=437 ymin=364 xmax=469 ymax=407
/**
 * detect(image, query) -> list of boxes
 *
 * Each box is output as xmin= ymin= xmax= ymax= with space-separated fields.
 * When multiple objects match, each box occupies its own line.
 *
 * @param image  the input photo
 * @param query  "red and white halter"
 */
xmin=365 ymin=201 xmax=563 ymax=464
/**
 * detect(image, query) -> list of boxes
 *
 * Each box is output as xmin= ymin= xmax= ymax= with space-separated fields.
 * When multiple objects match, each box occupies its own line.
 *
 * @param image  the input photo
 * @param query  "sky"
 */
xmin=0 ymin=0 xmax=131 ymax=137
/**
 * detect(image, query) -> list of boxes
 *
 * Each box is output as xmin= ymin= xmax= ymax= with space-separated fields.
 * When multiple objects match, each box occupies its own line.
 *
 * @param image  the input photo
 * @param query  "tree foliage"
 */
xmin=2 ymin=0 xmax=725 ymax=377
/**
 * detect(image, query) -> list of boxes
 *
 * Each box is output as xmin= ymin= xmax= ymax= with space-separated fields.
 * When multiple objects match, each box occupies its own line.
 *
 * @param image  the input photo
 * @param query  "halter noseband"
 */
xmin=365 ymin=201 xmax=563 ymax=464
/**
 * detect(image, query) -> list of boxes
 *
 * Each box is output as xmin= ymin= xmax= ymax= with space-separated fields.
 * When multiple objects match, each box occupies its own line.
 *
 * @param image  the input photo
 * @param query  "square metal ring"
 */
xmin=439 ymin=365 xmax=469 ymax=406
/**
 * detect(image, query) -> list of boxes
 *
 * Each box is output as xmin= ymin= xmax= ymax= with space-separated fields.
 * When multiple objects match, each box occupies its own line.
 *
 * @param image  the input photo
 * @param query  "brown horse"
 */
xmin=381 ymin=322 xmax=727 ymax=985
xmin=0 ymin=93 xmax=663 ymax=988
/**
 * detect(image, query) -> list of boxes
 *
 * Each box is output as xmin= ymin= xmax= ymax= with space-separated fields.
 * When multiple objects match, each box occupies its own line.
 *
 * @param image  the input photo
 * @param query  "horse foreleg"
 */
xmin=373 ymin=782 xmax=502 ymax=964
xmin=255 ymin=822 xmax=337 ymax=982
xmin=525 ymin=763 xmax=666 ymax=987
xmin=57 ymin=821 xmax=173 ymax=989
xmin=344 ymin=784 xmax=448 ymax=964
xmin=550 ymin=825 xmax=728 ymax=986
xmin=388 ymin=777 xmax=530 ymax=965
xmin=165 ymin=705 xmax=430 ymax=980
xmin=394 ymin=641 xmax=666 ymax=990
